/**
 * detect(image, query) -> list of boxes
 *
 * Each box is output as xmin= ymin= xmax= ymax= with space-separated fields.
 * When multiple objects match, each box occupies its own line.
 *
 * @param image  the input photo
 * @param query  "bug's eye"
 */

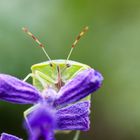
xmin=49 ymin=63 xmax=53 ymax=67
xmin=66 ymin=63 xmax=71 ymax=68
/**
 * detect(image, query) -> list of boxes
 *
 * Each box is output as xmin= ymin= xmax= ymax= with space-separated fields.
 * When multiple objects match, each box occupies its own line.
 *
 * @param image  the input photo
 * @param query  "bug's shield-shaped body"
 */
xmin=31 ymin=59 xmax=90 ymax=92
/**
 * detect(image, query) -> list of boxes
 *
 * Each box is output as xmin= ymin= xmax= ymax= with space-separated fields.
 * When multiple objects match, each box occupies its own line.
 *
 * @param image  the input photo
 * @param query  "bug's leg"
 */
xmin=24 ymin=110 xmax=32 ymax=133
xmin=62 ymin=67 xmax=85 ymax=83
xmin=34 ymin=71 xmax=47 ymax=88
xmin=34 ymin=70 xmax=55 ymax=88
xmin=23 ymin=105 xmax=39 ymax=133
xmin=23 ymin=73 xmax=33 ymax=82
xmin=73 ymin=131 xmax=80 ymax=140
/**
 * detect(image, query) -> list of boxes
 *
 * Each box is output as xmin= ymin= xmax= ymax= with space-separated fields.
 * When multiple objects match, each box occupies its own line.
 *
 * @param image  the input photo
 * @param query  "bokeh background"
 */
xmin=0 ymin=0 xmax=140 ymax=140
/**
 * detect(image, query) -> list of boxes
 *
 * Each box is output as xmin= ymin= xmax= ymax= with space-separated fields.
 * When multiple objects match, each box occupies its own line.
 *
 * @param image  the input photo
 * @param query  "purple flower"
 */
xmin=56 ymin=100 xmax=90 ymax=131
xmin=25 ymin=100 xmax=90 ymax=140
xmin=0 ymin=133 xmax=22 ymax=140
xmin=26 ymin=103 xmax=56 ymax=140
xmin=0 ymin=69 xmax=103 ymax=140
xmin=0 ymin=74 xmax=41 ymax=104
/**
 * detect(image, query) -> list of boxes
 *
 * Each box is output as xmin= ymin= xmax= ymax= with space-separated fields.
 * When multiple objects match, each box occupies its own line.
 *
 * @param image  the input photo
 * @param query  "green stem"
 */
xmin=73 ymin=131 xmax=80 ymax=140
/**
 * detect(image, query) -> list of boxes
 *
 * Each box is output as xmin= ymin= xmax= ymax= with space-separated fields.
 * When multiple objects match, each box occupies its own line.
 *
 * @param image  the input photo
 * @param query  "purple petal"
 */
xmin=0 ymin=133 xmax=22 ymax=140
xmin=54 ymin=69 xmax=103 ymax=107
xmin=25 ymin=104 xmax=56 ymax=140
xmin=56 ymin=101 xmax=90 ymax=131
xmin=42 ymin=88 xmax=57 ymax=105
xmin=0 ymin=74 xmax=41 ymax=104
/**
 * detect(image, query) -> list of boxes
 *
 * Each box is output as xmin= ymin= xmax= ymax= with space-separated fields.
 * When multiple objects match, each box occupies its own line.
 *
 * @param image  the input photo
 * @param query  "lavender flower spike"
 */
xmin=56 ymin=101 xmax=90 ymax=131
xmin=26 ymin=104 xmax=56 ymax=140
xmin=25 ymin=101 xmax=90 ymax=140
xmin=0 ymin=74 xmax=41 ymax=104
xmin=54 ymin=69 xmax=103 ymax=107
xmin=0 ymin=133 xmax=22 ymax=140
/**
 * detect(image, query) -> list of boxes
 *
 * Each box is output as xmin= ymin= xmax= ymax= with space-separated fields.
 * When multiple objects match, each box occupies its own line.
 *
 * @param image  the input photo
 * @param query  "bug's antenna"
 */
xmin=66 ymin=26 xmax=89 ymax=62
xmin=22 ymin=27 xmax=53 ymax=66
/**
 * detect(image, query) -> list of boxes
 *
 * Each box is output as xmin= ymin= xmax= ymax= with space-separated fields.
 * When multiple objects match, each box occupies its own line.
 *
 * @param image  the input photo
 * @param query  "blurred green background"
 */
xmin=0 ymin=0 xmax=140 ymax=139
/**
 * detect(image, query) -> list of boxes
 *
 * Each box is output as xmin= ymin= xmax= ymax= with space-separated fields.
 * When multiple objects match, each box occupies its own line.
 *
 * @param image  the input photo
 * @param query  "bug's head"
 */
xmin=23 ymin=27 xmax=89 ymax=91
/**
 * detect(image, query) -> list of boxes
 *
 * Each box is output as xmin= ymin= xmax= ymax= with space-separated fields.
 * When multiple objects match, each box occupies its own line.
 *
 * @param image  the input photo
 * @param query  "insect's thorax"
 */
xmin=31 ymin=59 xmax=90 ymax=91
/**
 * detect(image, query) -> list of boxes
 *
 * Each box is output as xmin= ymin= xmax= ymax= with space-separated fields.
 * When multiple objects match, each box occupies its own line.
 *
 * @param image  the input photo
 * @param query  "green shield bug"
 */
xmin=22 ymin=27 xmax=90 ymax=93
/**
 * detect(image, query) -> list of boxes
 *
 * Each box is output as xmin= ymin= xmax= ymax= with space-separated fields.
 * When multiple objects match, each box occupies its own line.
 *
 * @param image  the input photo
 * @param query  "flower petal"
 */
xmin=54 ymin=69 xmax=103 ymax=107
xmin=0 ymin=74 xmax=41 ymax=104
xmin=56 ymin=101 xmax=90 ymax=131
xmin=0 ymin=133 xmax=22 ymax=140
xmin=25 ymin=104 xmax=56 ymax=140
xmin=42 ymin=88 xmax=57 ymax=105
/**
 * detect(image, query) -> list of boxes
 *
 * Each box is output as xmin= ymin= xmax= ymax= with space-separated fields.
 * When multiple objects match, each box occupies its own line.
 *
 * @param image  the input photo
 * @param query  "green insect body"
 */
xmin=31 ymin=60 xmax=89 ymax=90
xmin=31 ymin=59 xmax=91 ymax=102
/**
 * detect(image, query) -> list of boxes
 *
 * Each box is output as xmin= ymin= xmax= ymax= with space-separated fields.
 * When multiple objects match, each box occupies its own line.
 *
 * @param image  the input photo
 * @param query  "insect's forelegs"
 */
xmin=34 ymin=70 xmax=55 ymax=88
xmin=23 ymin=73 xmax=33 ymax=82
xmin=23 ymin=105 xmax=39 ymax=133
xmin=73 ymin=131 xmax=80 ymax=140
